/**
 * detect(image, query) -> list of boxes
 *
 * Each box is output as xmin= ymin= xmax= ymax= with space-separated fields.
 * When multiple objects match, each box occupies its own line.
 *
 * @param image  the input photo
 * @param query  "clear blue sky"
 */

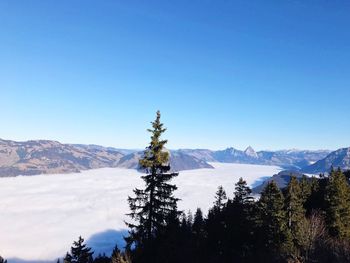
xmin=1 ymin=0 xmax=349 ymax=151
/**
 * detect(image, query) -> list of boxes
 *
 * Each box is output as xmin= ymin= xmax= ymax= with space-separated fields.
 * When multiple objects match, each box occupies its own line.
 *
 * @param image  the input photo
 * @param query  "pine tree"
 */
xmin=285 ymin=177 xmax=305 ymax=228
xmin=0 ymin=256 xmax=7 ymax=263
xmin=190 ymin=208 xmax=206 ymax=261
xmin=64 ymin=236 xmax=93 ymax=263
xmin=110 ymin=245 xmax=129 ymax=263
xmin=257 ymin=181 xmax=287 ymax=256
xmin=284 ymin=176 xmax=306 ymax=255
xmin=325 ymin=168 xmax=350 ymax=239
xmin=305 ymin=176 xmax=327 ymax=214
xmin=300 ymin=175 xmax=311 ymax=204
xmin=233 ymin=177 xmax=254 ymax=205
xmin=93 ymin=254 xmax=110 ymax=263
xmin=192 ymin=208 xmax=204 ymax=235
xmin=223 ymin=178 xmax=255 ymax=261
xmin=64 ymin=253 xmax=72 ymax=263
xmin=186 ymin=210 xmax=193 ymax=226
xmin=213 ymin=185 xmax=227 ymax=212
xmin=126 ymin=111 xmax=180 ymax=250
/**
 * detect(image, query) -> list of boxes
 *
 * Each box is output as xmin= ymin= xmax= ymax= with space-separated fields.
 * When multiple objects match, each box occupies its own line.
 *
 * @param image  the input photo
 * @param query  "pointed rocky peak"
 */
xmin=244 ymin=146 xmax=258 ymax=158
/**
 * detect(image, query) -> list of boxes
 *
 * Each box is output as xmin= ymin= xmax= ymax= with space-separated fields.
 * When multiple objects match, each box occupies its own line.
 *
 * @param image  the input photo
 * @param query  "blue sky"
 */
xmin=1 ymin=1 xmax=349 ymax=150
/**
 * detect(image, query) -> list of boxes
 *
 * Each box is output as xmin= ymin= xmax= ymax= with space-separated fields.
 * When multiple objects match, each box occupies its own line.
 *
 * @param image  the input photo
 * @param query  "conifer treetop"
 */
xmin=139 ymin=110 xmax=171 ymax=173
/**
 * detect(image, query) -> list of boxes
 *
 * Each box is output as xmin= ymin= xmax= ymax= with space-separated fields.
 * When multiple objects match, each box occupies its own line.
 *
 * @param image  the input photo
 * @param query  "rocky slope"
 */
xmin=176 ymin=149 xmax=217 ymax=162
xmin=302 ymin=147 xmax=350 ymax=174
xmin=0 ymin=139 xmax=213 ymax=176
xmin=116 ymin=150 xmax=213 ymax=171
xmin=0 ymin=139 xmax=124 ymax=176
xmin=213 ymin=147 xmax=259 ymax=164
xmin=257 ymin=149 xmax=331 ymax=168
xmin=209 ymin=147 xmax=330 ymax=169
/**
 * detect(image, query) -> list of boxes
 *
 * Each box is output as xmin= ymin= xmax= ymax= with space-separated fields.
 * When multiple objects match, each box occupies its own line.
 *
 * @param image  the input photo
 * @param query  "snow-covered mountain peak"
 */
xmin=244 ymin=146 xmax=258 ymax=158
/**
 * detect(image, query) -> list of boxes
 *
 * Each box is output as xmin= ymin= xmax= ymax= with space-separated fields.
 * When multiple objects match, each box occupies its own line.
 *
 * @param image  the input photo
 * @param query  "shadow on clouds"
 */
xmin=7 ymin=229 xmax=128 ymax=263
xmin=86 ymin=229 xmax=128 ymax=256
xmin=251 ymin=176 xmax=271 ymax=188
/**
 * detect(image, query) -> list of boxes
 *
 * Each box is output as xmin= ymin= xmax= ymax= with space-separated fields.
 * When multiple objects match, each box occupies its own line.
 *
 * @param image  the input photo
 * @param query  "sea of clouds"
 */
xmin=0 ymin=163 xmax=281 ymax=262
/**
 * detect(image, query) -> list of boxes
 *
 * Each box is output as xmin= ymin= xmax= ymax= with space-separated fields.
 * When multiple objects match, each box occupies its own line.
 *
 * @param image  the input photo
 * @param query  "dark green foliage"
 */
xmin=152 ymin=210 xmax=186 ymax=263
xmin=197 ymin=178 xmax=256 ymax=262
xmin=121 ymin=167 xmax=350 ymax=263
xmin=285 ymin=177 xmax=305 ymax=232
xmin=93 ymin=254 xmax=110 ymax=263
xmin=213 ymin=185 xmax=227 ymax=212
xmin=64 ymin=236 xmax=93 ymax=263
xmin=120 ymin=113 xmax=350 ymax=262
xmin=284 ymin=176 xmax=306 ymax=257
xmin=304 ymin=175 xmax=327 ymax=215
xmin=59 ymin=167 xmax=350 ymax=263
xmin=126 ymin=111 xmax=180 ymax=262
xmin=192 ymin=208 xmax=206 ymax=257
xmin=325 ymin=168 xmax=350 ymax=239
xmin=222 ymin=178 xmax=255 ymax=262
xmin=256 ymin=181 xmax=287 ymax=257
xmin=192 ymin=208 xmax=205 ymax=236
xmin=56 ymin=111 xmax=350 ymax=263
xmin=344 ymin=170 xmax=350 ymax=182
xmin=300 ymin=175 xmax=311 ymax=204
xmin=233 ymin=177 xmax=254 ymax=205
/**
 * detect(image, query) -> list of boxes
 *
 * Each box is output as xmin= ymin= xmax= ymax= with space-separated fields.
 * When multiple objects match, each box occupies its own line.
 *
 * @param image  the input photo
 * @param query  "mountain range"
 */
xmin=178 ymin=147 xmax=331 ymax=169
xmin=302 ymin=147 xmax=350 ymax=174
xmin=0 ymin=138 xmax=349 ymax=177
xmin=0 ymin=139 xmax=212 ymax=176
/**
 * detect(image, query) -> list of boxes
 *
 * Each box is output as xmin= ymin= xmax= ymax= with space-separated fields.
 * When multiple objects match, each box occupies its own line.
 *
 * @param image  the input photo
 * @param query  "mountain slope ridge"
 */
xmin=0 ymin=138 xmax=335 ymax=176
xmin=0 ymin=139 xmax=213 ymax=176
xmin=302 ymin=147 xmax=350 ymax=174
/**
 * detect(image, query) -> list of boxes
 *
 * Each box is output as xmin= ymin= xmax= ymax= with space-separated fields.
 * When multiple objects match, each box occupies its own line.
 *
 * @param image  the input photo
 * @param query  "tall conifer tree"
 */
xmin=225 ymin=178 xmax=255 ymax=261
xmin=284 ymin=176 xmax=306 ymax=255
xmin=257 ymin=181 xmax=287 ymax=255
xmin=300 ymin=175 xmax=311 ymax=204
xmin=233 ymin=177 xmax=254 ymax=205
xmin=126 ymin=111 xmax=180 ymax=250
xmin=325 ymin=168 xmax=350 ymax=239
xmin=285 ymin=177 xmax=305 ymax=229
xmin=213 ymin=185 xmax=227 ymax=212
xmin=64 ymin=236 xmax=93 ymax=263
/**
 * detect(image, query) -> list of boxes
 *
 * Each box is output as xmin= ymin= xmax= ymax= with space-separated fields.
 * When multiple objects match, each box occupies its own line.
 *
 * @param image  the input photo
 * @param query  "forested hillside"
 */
xmin=61 ymin=113 xmax=350 ymax=263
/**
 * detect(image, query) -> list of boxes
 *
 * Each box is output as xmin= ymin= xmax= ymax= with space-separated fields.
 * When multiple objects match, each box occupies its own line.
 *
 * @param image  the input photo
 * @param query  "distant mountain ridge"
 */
xmin=0 ymin=139 xmax=213 ymax=176
xmin=114 ymin=150 xmax=213 ymax=171
xmin=0 ymin=138 xmax=339 ymax=177
xmin=0 ymin=139 xmax=124 ymax=176
xmin=252 ymin=147 xmax=350 ymax=194
xmin=302 ymin=147 xmax=350 ymax=174
xmin=179 ymin=147 xmax=330 ymax=169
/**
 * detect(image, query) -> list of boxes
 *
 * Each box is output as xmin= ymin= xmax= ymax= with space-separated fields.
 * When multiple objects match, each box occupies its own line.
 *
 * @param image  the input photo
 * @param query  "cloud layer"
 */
xmin=0 ymin=163 xmax=281 ymax=262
